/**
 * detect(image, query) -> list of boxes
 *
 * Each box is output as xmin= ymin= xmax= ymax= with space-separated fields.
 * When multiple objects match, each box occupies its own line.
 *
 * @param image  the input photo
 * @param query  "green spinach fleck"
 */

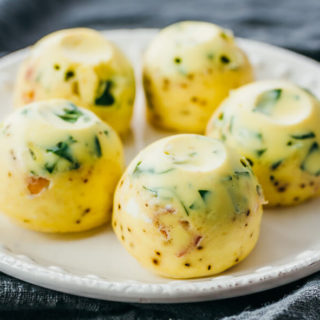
xmin=95 ymin=80 xmax=115 ymax=106
xmin=222 ymin=175 xmax=233 ymax=182
xmin=256 ymin=148 xmax=267 ymax=157
xmin=222 ymin=174 xmax=248 ymax=214
xmin=29 ymin=148 xmax=36 ymax=160
xmin=254 ymin=89 xmax=282 ymax=115
xmin=57 ymin=104 xmax=83 ymax=123
xmin=234 ymin=170 xmax=250 ymax=177
xmin=47 ymin=142 xmax=73 ymax=163
xmin=220 ymin=55 xmax=230 ymax=64
xmin=44 ymin=162 xmax=57 ymax=174
xmin=198 ymin=190 xmax=211 ymax=202
xmin=300 ymin=142 xmax=320 ymax=176
xmin=46 ymin=136 xmax=80 ymax=171
xmin=256 ymin=184 xmax=263 ymax=197
xmin=133 ymin=161 xmax=142 ymax=175
xmin=189 ymin=202 xmax=199 ymax=210
xmin=133 ymin=161 xmax=174 ymax=176
xmin=240 ymin=159 xmax=248 ymax=167
xmin=228 ymin=116 xmax=235 ymax=133
xmin=180 ymin=201 xmax=189 ymax=216
xmin=291 ymin=132 xmax=316 ymax=140
xmin=246 ymin=158 xmax=254 ymax=166
xmin=270 ymin=159 xmax=283 ymax=171
xmin=142 ymin=185 xmax=158 ymax=196
xmin=94 ymin=136 xmax=102 ymax=157
xmin=65 ymin=70 xmax=75 ymax=81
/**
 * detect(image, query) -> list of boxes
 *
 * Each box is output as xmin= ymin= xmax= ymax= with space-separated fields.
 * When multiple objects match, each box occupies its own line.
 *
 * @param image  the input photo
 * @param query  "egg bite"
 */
xmin=0 ymin=99 xmax=124 ymax=232
xmin=206 ymin=80 xmax=320 ymax=206
xmin=14 ymin=28 xmax=135 ymax=136
xmin=143 ymin=21 xmax=254 ymax=133
xmin=112 ymin=134 xmax=264 ymax=278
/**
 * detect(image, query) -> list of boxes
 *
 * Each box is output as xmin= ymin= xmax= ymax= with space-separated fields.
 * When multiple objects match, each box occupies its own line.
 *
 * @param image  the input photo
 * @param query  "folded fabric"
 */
xmin=0 ymin=271 xmax=320 ymax=319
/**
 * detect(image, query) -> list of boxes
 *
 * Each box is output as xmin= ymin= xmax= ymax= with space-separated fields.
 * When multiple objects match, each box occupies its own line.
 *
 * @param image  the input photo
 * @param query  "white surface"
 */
xmin=0 ymin=29 xmax=320 ymax=303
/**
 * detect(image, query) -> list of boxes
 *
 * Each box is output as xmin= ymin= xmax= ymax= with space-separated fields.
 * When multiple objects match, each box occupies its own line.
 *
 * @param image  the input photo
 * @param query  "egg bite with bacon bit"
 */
xmin=0 ymin=99 xmax=124 ymax=232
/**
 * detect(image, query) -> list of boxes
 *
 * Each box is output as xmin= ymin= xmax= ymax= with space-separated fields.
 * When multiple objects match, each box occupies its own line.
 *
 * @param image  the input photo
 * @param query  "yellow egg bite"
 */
xmin=0 ymin=99 xmax=124 ymax=232
xmin=206 ymin=80 xmax=320 ymax=206
xmin=113 ymin=134 xmax=264 ymax=278
xmin=14 ymin=28 xmax=135 ymax=136
xmin=143 ymin=21 xmax=254 ymax=133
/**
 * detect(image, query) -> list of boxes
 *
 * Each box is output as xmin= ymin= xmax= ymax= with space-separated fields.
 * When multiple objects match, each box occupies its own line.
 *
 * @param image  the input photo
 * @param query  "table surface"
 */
xmin=0 ymin=0 xmax=320 ymax=319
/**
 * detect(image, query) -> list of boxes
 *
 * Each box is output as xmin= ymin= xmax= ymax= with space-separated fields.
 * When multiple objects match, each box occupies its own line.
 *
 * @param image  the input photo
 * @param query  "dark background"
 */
xmin=0 ymin=0 xmax=320 ymax=60
xmin=0 ymin=0 xmax=320 ymax=319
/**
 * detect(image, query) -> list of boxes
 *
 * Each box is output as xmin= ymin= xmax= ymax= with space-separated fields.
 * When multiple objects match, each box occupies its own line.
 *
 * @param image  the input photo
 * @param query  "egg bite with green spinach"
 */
xmin=207 ymin=80 xmax=320 ymax=206
xmin=0 ymin=99 xmax=124 ymax=232
xmin=112 ymin=134 xmax=264 ymax=278
xmin=14 ymin=28 xmax=135 ymax=136
xmin=143 ymin=21 xmax=254 ymax=133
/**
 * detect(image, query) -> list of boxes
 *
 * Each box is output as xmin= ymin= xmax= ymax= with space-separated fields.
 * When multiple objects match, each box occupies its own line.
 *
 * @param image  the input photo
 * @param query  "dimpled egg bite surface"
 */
xmin=143 ymin=21 xmax=254 ymax=133
xmin=206 ymin=80 xmax=320 ymax=206
xmin=0 ymin=99 xmax=124 ymax=232
xmin=14 ymin=28 xmax=135 ymax=136
xmin=113 ymin=135 xmax=264 ymax=278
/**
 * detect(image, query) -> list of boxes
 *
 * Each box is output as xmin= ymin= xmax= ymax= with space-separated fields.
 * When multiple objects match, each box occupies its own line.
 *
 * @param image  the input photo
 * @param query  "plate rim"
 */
xmin=0 ymin=28 xmax=320 ymax=303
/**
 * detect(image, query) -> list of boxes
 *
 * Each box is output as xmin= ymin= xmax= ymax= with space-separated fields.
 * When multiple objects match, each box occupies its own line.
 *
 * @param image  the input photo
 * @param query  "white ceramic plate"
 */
xmin=0 ymin=29 xmax=320 ymax=304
